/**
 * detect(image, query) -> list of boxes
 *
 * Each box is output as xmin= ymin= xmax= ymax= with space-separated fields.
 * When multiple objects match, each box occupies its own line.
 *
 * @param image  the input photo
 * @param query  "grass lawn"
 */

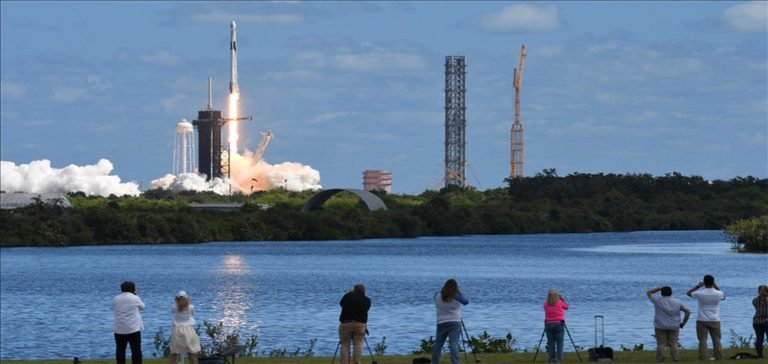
xmin=1 ymin=348 xmax=758 ymax=364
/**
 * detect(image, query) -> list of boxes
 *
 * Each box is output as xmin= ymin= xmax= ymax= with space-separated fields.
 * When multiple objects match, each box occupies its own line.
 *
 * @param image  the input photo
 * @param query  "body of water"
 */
xmin=1 ymin=230 xmax=765 ymax=359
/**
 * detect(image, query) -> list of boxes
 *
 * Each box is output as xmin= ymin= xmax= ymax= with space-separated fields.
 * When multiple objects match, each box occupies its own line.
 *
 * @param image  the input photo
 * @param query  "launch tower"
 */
xmin=510 ymin=45 xmax=527 ymax=178
xmin=444 ymin=56 xmax=467 ymax=188
xmin=194 ymin=77 xmax=224 ymax=181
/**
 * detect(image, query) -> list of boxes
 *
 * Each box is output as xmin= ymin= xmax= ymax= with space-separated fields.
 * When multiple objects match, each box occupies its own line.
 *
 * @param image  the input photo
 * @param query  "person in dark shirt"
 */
xmin=338 ymin=284 xmax=371 ymax=364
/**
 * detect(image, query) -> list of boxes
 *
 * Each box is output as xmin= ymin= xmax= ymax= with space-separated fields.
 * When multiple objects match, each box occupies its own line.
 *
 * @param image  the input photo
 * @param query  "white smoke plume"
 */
xmin=149 ymin=149 xmax=322 ymax=195
xmin=0 ymin=159 xmax=140 ymax=197
xmin=150 ymin=173 xmax=231 ymax=195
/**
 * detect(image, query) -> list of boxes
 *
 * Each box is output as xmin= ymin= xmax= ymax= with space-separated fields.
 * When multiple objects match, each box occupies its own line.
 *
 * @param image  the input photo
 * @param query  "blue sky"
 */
xmin=1 ymin=1 xmax=766 ymax=194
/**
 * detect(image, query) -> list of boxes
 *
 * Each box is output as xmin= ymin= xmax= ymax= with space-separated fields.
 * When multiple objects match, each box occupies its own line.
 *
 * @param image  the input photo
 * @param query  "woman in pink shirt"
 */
xmin=544 ymin=289 xmax=569 ymax=363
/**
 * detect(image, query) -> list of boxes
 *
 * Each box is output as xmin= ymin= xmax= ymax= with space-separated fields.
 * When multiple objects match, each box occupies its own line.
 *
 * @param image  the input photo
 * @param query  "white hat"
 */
xmin=175 ymin=290 xmax=188 ymax=299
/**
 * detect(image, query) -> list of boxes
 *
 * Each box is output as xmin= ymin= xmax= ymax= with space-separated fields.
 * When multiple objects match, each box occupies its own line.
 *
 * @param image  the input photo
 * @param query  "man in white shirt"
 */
xmin=687 ymin=275 xmax=726 ymax=361
xmin=113 ymin=281 xmax=145 ymax=364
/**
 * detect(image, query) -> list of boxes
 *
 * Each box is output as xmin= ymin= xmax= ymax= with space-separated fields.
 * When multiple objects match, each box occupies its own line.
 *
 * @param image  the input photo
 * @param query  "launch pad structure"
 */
xmin=193 ymin=78 xmax=224 ymax=181
xmin=193 ymin=77 xmax=251 ymax=181
xmin=444 ymin=56 xmax=467 ymax=188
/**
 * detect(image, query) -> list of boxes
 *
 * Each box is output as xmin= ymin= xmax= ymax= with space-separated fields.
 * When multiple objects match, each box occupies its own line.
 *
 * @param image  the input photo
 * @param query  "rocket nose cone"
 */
xmin=231 ymin=21 xmax=236 ymax=29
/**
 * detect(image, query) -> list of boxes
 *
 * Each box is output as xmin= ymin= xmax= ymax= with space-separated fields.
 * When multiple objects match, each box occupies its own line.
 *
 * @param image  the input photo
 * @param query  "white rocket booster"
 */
xmin=229 ymin=20 xmax=239 ymax=94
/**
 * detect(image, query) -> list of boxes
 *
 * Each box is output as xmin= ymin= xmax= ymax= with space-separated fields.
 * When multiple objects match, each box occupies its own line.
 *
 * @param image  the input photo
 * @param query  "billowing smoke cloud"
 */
xmin=150 ymin=149 xmax=322 ymax=195
xmin=230 ymin=149 xmax=322 ymax=193
xmin=150 ymin=173 xmax=231 ymax=195
xmin=0 ymin=159 xmax=140 ymax=196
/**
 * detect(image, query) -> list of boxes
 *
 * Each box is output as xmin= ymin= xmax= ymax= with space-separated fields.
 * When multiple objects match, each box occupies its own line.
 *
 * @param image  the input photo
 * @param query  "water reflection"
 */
xmin=212 ymin=255 xmax=254 ymax=331
xmin=218 ymin=255 xmax=250 ymax=275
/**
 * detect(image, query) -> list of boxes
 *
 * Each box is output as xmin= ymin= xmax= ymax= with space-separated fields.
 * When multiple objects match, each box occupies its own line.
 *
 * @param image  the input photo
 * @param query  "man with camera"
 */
xmin=647 ymin=285 xmax=691 ymax=362
xmin=113 ymin=281 xmax=145 ymax=364
xmin=687 ymin=275 xmax=726 ymax=360
xmin=338 ymin=284 xmax=371 ymax=364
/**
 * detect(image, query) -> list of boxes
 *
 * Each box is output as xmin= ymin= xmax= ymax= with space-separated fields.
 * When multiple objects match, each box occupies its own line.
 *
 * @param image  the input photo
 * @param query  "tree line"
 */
xmin=1 ymin=170 xmax=766 ymax=249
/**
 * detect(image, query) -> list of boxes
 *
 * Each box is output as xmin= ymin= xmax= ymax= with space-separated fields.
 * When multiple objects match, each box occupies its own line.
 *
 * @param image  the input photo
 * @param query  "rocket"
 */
xmin=229 ymin=20 xmax=239 ymax=94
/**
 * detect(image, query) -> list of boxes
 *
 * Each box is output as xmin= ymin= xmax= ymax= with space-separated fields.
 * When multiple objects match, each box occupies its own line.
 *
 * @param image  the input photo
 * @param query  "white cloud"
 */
xmin=267 ymin=69 xmax=320 ymax=82
xmin=1 ymin=80 xmax=26 ymax=98
xmin=723 ymin=1 xmax=768 ymax=32
xmin=311 ymin=111 xmax=362 ymax=124
xmin=51 ymin=87 xmax=87 ymax=103
xmin=294 ymin=51 xmax=327 ymax=68
xmin=87 ymin=75 xmax=112 ymax=91
xmin=739 ymin=130 xmax=766 ymax=144
xmin=534 ymin=44 xmax=563 ymax=58
xmin=139 ymin=50 xmax=180 ymax=66
xmin=192 ymin=11 xmax=303 ymax=25
xmin=334 ymin=52 xmax=425 ymax=72
xmin=160 ymin=94 xmax=190 ymax=113
xmin=476 ymin=4 xmax=560 ymax=32
xmin=587 ymin=41 xmax=619 ymax=53
xmin=641 ymin=57 xmax=705 ymax=77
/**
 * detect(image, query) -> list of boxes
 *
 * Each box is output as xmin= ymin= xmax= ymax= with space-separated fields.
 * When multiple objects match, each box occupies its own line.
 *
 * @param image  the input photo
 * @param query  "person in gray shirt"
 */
xmin=647 ymin=286 xmax=691 ymax=362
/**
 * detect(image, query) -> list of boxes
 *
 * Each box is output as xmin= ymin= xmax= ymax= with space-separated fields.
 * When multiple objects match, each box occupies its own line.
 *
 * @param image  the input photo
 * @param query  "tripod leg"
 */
xmin=459 ymin=324 xmax=470 ymax=364
xmin=331 ymin=341 xmax=340 ymax=364
xmin=364 ymin=336 xmax=377 ymax=364
xmin=533 ymin=327 xmax=546 ymax=363
xmin=563 ymin=323 xmax=583 ymax=362
xmin=460 ymin=319 xmax=480 ymax=363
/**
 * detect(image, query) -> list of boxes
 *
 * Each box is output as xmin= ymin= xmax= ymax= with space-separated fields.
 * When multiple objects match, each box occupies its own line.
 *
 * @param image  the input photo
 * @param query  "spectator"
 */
xmin=338 ymin=284 xmax=371 ymax=364
xmin=753 ymin=284 xmax=767 ymax=359
xmin=647 ymin=286 xmax=691 ymax=362
xmin=687 ymin=275 xmax=726 ymax=360
xmin=432 ymin=279 xmax=469 ymax=364
xmin=113 ymin=281 xmax=145 ymax=364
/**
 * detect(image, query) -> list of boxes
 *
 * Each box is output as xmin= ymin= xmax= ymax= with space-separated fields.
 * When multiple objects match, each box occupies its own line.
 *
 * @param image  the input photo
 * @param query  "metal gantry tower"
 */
xmin=444 ymin=56 xmax=467 ymax=188
xmin=511 ymin=44 xmax=527 ymax=178
xmin=194 ymin=77 xmax=224 ymax=181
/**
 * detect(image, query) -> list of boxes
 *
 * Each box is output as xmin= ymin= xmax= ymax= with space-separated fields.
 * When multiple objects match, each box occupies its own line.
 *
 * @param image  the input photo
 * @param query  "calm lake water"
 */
xmin=1 ymin=231 xmax=766 ymax=359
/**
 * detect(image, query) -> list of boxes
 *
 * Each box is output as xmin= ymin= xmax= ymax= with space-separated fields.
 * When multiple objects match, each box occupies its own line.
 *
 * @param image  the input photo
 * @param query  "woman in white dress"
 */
xmin=169 ymin=291 xmax=201 ymax=364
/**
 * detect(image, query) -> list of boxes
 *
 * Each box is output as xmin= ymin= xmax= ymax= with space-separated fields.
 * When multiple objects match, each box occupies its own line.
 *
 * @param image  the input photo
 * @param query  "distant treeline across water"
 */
xmin=1 ymin=170 xmax=766 ymax=247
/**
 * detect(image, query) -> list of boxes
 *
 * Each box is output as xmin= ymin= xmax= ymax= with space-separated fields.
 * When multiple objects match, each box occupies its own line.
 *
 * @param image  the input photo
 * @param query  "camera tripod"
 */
xmin=330 ymin=329 xmax=377 ymax=364
xmin=459 ymin=319 xmax=481 ymax=363
xmin=532 ymin=321 xmax=583 ymax=362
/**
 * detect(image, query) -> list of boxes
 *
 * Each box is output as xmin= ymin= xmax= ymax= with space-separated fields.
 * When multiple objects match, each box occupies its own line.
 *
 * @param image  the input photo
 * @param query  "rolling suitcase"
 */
xmin=588 ymin=315 xmax=614 ymax=362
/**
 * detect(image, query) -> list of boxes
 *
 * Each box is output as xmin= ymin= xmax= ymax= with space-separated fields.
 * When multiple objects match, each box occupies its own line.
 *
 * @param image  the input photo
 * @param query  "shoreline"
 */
xmin=0 ymin=229 xmax=729 ymax=249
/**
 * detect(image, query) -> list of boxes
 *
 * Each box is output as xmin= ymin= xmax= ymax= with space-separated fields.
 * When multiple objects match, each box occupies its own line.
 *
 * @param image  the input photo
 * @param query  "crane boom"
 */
xmin=513 ymin=44 xmax=527 ymax=90
xmin=510 ymin=44 xmax=526 ymax=178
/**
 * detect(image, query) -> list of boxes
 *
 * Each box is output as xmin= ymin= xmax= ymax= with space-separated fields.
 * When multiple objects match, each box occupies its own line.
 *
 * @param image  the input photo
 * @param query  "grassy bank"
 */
xmin=2 ymin=348 xmax=759 ymax=364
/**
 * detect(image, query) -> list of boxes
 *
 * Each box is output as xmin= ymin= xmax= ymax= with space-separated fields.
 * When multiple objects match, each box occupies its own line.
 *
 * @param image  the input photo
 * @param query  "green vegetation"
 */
xmin=725 ymin=215 xmax=768 ymax=252
xmin=1 ymin=171 xmax=766 ymax=247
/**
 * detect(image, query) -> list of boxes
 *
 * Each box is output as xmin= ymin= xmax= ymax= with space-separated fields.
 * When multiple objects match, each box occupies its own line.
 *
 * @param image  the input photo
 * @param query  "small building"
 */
xmin=0 ymin=193 xmax=73 ymax=209
xmin=362 ymin=170 xmax=392 ymax=194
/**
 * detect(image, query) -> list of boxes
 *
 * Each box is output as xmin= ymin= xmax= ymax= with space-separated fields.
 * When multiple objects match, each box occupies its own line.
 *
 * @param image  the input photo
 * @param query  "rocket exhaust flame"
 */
xmin=228 ymin=20 xmax=240 ymax=155
xmin=228 ymin=92 xmax=239 ymax=152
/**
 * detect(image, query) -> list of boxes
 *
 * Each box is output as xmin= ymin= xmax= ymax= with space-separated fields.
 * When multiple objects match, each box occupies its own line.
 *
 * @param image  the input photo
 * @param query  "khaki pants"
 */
xmin=339 ymin=322 xmax=366 ymax=364
xmin=654 ymin=327 xmax=680 ymax=362
xmin=696 ymin=320 xmax=723 ymax=360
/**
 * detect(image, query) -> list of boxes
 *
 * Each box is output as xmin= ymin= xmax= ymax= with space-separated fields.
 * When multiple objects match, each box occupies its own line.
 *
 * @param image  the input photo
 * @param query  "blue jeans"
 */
xmin=433 ymin=321 xmax=461 ymax=364
xmin=545 ymin=322 xmax=564 ymax=362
